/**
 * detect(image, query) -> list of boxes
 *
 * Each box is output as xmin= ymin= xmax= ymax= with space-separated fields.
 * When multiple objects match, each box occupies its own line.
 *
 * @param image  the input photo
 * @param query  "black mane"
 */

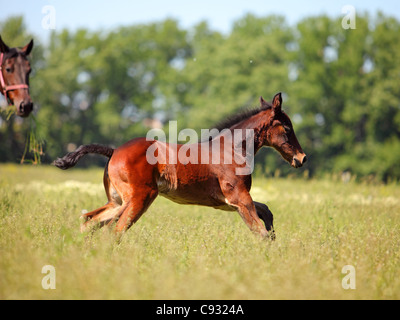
xmin=210 ymin=102 xmax=272 ymax=132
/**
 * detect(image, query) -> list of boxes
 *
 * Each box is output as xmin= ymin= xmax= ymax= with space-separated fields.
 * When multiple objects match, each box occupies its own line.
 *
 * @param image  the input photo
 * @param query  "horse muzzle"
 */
xmin=17 ymin=100 xmax=33 ymax=117
xmin=292 ymin=153 xmax=307 ymax=168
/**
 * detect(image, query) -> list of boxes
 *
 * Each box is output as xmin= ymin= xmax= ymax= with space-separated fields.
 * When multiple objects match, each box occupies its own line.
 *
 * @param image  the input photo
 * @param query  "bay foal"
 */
xmin=54 ymin=93 xmax=306 ymax=239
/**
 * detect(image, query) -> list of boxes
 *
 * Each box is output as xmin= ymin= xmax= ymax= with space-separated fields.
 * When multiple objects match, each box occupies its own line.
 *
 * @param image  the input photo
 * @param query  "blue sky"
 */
xmin=1 ymin=0 xmax=399 ymax=42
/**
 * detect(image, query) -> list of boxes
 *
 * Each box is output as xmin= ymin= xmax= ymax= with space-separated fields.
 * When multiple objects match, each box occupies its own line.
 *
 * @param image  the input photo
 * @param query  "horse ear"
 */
xmin=0 ymin=36 xmax=10 ymax=53
xmin=22 ymin=39 xmax=34 ymax=55
xmin=272 ymin=92 xmax=282 ymax=113
xmin=260 ymin=96 xmax=268 ymax=108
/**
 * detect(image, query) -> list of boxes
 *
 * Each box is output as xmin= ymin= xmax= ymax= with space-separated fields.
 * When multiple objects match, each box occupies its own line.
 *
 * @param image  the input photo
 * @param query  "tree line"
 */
xmin=0 ymin=12 xmax=399 ymax=181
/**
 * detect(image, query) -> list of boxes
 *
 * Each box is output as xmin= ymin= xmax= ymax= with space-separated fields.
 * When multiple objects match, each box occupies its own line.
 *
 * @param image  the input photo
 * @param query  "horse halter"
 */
xmin=0 ymin=52 xmax=29 ymax=105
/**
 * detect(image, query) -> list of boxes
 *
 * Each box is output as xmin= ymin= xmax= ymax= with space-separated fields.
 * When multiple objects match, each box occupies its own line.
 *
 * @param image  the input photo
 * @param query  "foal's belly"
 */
xmin=157 ymin=176 xmax=232 ymax=210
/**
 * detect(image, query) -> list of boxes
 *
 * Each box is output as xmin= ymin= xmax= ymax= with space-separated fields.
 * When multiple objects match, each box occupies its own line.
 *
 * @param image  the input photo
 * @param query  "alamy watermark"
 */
xmin=41 ymin=265 xmax=56 ymax=290
xmin=342 ymin=265 xmax=356 ymax=290
xmin=146 ymin=121 xmax=255 ymax=175
xmin=42 ymin=5 xmax=56 ymax=30
xmin=342 ymin=5 xmax=356 ymax=29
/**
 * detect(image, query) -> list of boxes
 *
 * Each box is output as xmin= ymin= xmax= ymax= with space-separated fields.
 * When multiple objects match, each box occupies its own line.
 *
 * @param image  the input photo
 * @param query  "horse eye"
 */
xmin=5 ymin=67 xmax=12 ymax=73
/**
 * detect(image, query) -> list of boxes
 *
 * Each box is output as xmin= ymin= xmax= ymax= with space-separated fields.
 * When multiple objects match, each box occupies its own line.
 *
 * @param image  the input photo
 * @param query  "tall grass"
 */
xmin=0 ymin=164 xmax=399 ymax=299
xmin=0 ymin=109 xmax=44 ymax=164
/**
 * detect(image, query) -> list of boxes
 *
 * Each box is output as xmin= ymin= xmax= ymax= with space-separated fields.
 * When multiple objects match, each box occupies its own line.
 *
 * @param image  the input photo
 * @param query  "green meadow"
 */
xmin=0 ymin=164 xmax=399 ymax=299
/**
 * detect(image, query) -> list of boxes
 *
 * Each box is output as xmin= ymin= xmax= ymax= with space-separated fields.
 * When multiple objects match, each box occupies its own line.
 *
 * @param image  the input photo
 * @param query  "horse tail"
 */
xmin=53 ymin=144 xmax=114 ymax=170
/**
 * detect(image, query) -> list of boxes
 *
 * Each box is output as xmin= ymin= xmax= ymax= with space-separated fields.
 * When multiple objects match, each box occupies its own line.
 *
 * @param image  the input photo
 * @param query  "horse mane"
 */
xmin=210 ymin=102 xmax=272 ymax=132
xmin=2 ymin=48 xmax=19 ymax=59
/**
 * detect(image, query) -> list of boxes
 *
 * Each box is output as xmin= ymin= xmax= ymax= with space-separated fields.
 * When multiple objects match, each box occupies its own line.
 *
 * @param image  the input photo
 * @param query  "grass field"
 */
xmin=0 ymin=163 xmax=399 ymax=300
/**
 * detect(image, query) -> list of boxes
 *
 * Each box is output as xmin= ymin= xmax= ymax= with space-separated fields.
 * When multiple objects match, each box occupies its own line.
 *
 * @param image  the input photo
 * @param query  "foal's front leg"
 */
xmin=220 ymin=180 xmax=269 ymax=238
xmin=254 ymin=201 xmax=275 ymax=240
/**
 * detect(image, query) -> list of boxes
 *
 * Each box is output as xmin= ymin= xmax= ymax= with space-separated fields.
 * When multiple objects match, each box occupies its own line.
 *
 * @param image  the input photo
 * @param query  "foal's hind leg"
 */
xmin=80 ymin=165 xmax=123 ymax=232
xmin=114 ymin=187 xmax=158 ymax=233
xmin=254 ymin=201 xmax=275 ymax=240
xmin=80 ymin=202 xmax=121 ymax=232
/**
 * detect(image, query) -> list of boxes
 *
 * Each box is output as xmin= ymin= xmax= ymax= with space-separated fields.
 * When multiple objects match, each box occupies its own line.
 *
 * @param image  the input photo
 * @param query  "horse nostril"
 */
xmin=19 ymin=101 xmax=33 ymax=116
xmin=293 ymin=154 xmax=307 ymax=168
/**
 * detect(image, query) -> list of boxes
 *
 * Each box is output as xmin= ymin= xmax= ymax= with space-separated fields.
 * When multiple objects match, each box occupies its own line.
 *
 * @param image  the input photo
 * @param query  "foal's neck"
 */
xmin=230 ymin=109 xmax=272 ymax=154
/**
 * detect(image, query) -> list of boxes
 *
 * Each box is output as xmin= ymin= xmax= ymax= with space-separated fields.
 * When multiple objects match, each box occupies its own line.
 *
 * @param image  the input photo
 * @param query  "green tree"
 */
xmin=334 ymin=13 xmax=400 ymax=180
xmin=180 ymin=15 xmax=293 ymax=134
xmin=1 ymin=13 xmax=400 ymax=181
xmin=289 ymin=13 xmax=400 ymax=180
xmin=34 ymin=19 xmax=191 ymax=163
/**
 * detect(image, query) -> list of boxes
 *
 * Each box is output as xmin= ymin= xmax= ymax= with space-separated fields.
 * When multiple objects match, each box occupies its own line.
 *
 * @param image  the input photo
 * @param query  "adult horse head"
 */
xmin=0 ymin=36 xmax=34 ymax=117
